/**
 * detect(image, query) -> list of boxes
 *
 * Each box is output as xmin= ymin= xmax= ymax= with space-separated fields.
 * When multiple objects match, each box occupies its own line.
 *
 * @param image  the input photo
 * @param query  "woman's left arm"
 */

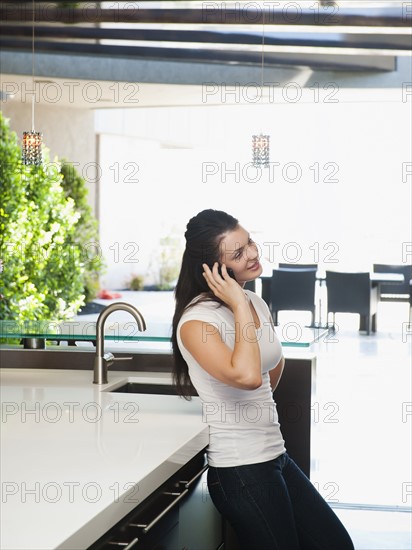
xmin=269 ymin=355 xmax=285 ymax=391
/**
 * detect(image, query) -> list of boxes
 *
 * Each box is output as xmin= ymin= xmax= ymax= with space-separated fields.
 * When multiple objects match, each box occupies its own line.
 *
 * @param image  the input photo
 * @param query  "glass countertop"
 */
xmin=0 ymin=320 xmax=327 ymax=348
xmin=0 ymin=320 xmax=171 ymax=342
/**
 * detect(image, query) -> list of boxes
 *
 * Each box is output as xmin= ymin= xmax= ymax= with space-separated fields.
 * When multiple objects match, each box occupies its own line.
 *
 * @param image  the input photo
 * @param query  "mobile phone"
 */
xmin=217 ymin=264 xmax=236 ymax=280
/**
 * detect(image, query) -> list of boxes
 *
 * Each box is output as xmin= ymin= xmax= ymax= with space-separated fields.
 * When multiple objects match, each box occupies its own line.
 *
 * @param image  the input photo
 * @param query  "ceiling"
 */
xmin=1 ymin=1 xmax=411 ymax=68
xmin=0 ymin=1 xmax=411 ymax=109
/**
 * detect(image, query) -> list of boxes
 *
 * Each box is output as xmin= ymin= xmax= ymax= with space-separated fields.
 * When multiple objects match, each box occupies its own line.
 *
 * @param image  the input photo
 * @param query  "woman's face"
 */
xmin=219 ymin=225 xmax=262 ymax=284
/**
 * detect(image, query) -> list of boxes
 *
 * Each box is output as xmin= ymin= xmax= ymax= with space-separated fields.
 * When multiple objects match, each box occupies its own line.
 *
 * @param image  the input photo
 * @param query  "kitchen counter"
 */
xmin=0 ymin=368 xmax=208 ymax=550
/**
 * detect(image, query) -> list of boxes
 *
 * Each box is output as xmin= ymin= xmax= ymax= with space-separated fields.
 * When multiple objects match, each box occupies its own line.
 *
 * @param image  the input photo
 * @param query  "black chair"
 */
xmin=409 ymin=280 xmax=412 ymax=324
xmin=278 ymin=264 xmax=327 ymax=325
xmin=278 ymin=263 xmax=318 ymax=270
xmin=270 ymin=268 xmax=317 ymax=326
xmin=325 ymin=271 xmax=379 ymax=335
xmin=373 ymin=264 xmax=412 ymax=301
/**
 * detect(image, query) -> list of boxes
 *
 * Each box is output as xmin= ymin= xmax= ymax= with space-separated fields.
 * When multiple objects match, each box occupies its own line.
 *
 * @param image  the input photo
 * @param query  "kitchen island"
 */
xmin=0 ymin=368 xmax=209 ymax=550
xmin=1 ymin=302 xmax=317 ymax=550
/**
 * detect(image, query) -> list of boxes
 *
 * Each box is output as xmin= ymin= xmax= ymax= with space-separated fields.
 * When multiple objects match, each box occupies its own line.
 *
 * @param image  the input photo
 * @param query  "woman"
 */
xmin=172 ymin=209 xmax=354 ymax=550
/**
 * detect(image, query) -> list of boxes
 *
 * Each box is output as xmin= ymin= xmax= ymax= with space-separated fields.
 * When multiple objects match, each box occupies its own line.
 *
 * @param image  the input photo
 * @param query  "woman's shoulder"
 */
xmin=184 ymin=295 xmax=223 ymax=314
xmin=179 ymin=295 xmax=228 ymax=325
xmin=245 ymin=289 xmax=271 ymax=315
xmin=245 ymin=289 xmax=266 ymax=306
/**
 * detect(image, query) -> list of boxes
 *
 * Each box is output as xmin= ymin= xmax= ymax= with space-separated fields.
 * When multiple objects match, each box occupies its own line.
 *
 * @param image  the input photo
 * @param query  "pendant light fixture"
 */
xmin=252 ymin=6 xmax=270 ymax=168
xmin=22 ymin=0 xmax=42 ymax=166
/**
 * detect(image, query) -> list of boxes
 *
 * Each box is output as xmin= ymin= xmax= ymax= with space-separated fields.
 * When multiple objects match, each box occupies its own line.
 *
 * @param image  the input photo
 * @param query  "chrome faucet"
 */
xmin=93 ymin=302 xmax=146 ymax=385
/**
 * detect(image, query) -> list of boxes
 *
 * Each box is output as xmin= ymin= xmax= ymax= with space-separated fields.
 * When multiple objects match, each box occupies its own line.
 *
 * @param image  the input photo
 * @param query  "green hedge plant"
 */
xmin=0 ymin=112 xmax=86 ymax=321
xmin=60 ymin=160 xmax=105 ymax=302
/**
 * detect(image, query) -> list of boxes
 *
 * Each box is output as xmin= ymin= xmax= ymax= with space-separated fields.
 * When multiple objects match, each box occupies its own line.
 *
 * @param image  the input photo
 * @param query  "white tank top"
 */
xmin=177 ymin=290 xmax=286 ymax=467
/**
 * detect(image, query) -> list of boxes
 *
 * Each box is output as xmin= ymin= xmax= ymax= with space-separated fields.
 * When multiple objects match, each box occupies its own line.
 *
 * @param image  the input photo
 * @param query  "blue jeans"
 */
xmin=207 ymin=452 xmax=354 ymax=550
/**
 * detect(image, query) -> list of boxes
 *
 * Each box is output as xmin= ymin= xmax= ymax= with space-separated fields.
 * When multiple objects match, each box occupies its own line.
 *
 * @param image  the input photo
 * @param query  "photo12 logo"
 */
xmin=201 ymin=2 xmax=340 ymax=25
xmin=1 ymin=401 xmax=140 ymax=424
xmin=202 ymin=82 xmax=340 ymax=105
xmin=201 ymin=161 xmax=340 ymax=184
xmin=1 ymin=81 xmax=140 ymax=106
xmin=1 ymin=480 xmax=141 ymax=504
xmin=0 ymin=2 xmax=140 ymax=24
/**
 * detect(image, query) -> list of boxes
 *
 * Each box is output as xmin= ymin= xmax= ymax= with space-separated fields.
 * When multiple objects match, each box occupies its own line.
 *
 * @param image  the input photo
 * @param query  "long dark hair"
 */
xmin=171 ymin=209 xmax=239 ymax=398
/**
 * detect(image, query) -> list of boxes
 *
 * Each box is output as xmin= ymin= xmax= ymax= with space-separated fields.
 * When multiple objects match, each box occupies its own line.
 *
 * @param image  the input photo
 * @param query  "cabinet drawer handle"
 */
xmin=130 ymin=488 xmax=189 ymax=534
xmin=107 ymin=538 xmax=139 ymax=549
xmin=124 ymin=540 xmax=139 ymax=550
xmin=180 ymin=464 xmax=209 ymax=489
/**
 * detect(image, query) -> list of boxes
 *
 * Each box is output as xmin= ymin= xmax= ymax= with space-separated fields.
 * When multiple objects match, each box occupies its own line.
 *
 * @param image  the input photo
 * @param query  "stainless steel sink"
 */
xmin=108 ymin=382 xmax=198 ymax=396
xmin=110 ymin=382 xmax=178 ymax=395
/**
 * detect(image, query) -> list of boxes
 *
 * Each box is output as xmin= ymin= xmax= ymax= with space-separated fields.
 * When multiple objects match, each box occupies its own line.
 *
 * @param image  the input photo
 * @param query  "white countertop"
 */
xmin=0 ymin=368 xmax=208 ymax=550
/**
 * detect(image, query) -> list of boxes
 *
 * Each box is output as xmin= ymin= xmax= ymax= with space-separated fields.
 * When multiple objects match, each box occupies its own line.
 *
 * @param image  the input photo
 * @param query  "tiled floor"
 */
xmin=308 ymin=303 xmax=411 ymax=506
xmin=278 ymin=302 xmax=412 ymax=550
xmin=77 ymin=293 xmax=412 ymax=549
xmin=333 ymin=508 xmax=411 ymax=550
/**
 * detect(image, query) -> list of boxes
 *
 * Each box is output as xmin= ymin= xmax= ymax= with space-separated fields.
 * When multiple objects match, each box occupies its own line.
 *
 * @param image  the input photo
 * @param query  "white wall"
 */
xmin=96 ymin=90 xmax=411 ymax=289
xmin=1 ymin=102 xmax=97 ymax=211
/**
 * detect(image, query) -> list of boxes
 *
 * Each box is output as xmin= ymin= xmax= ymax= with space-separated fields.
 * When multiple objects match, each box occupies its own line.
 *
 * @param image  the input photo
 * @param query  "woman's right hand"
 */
xmin=180 ymin=262 xmax=262 ymax=390
xmin=202 ymin=262 xmax=247 ymax=310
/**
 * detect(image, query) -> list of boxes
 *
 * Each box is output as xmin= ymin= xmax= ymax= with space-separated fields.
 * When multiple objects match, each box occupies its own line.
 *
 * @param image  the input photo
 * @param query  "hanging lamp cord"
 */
xmin=261 ymin=6 xmax=265 ymax=91
xmin=31 ymin=0 xmax=35 ymax=132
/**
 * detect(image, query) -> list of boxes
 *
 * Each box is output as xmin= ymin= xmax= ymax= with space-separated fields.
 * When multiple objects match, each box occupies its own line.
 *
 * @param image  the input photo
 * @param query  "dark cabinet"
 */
xmin=274 ymin=354 xmax=315 ymax=478
xmin=88 ymin=450 xmax=223 ymax=550
xmin=178 ymin=466 xmax=223 ymax=550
